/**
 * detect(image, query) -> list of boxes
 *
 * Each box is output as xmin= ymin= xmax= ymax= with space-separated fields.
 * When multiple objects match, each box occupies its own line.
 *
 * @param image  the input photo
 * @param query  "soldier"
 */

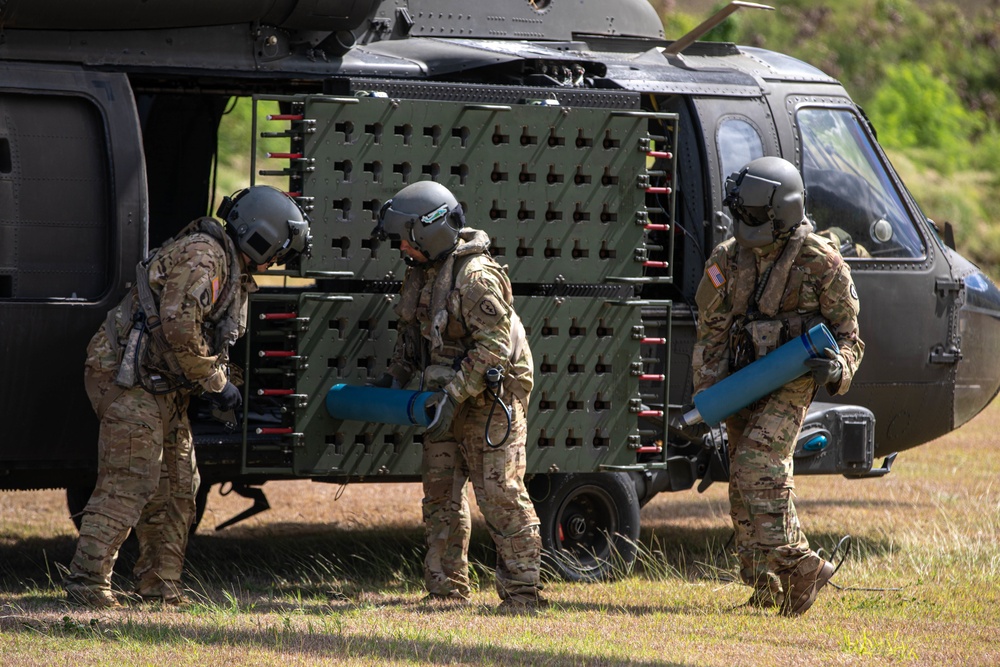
xmin=371 ymin=181 xmax=545 ymax=611
xmin=64 ymin=186 xmax=311 ymax=608
xmin=692 ymin=157 xmax=864 ymax=616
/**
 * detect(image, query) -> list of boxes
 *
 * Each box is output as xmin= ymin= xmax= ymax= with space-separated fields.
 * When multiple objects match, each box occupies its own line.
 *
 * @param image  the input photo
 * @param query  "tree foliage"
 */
xmin=868 ymin=63 xmax=974 ymax=173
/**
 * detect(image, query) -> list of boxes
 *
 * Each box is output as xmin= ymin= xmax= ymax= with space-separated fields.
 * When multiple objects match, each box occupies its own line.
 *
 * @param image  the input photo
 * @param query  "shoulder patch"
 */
xmin=707 ymin=263 xmax=726 ymax=289
xmin=464 ymin=281 xmax=489 ymax=307
xmin=467 ymin=292 xmax=507 ymax=329
xmin=192 ymin=275 xmax=220 ymax=309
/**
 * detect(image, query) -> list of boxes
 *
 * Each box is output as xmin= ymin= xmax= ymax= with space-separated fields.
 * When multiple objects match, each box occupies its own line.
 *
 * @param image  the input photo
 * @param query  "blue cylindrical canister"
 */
xmin=684 ymin=323 xmax=838 ymax=426
xmin=325 ymin=384 xmax=437 ymax=427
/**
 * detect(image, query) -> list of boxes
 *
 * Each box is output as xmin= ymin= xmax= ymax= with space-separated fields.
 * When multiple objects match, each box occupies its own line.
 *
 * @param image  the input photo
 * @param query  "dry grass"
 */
xmin=3 ymin=400 xmax=1000 ymax=666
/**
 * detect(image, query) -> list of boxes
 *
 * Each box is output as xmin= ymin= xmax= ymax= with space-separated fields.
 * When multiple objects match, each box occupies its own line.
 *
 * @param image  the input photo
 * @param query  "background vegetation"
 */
xmin=214 ymin=98 xmax=286 ymax=201
xmin=660 ymin=0 xmax=1000 ymax=279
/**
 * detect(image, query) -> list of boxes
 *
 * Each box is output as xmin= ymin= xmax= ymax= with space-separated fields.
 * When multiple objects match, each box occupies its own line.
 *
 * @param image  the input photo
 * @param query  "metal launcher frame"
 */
xmin=239 ymin=91 xmax=678 ymax=481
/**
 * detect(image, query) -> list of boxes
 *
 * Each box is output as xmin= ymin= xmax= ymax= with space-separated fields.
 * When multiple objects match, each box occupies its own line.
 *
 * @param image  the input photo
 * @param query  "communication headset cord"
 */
xmin=484 ymin=366 xmax=512 ymax=448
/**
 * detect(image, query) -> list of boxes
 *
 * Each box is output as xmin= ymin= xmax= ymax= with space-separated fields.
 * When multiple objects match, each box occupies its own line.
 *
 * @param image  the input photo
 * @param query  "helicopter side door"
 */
xmin=653 ymin=95 xmax=782 ymax=408
xmin=0 ymin=63 xmax=147 ymax=488
xmin=662 ymin=95 xmax=780 ymax=407
xmin=690 ymin=95 xmax=781 ymax=225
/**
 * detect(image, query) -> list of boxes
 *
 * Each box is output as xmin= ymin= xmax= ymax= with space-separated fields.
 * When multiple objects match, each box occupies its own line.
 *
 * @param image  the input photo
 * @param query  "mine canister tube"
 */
xmin=683 ymin=323 xmax=838 ymax=426
xmin=325 ymin=384 xmax=437 ymax=427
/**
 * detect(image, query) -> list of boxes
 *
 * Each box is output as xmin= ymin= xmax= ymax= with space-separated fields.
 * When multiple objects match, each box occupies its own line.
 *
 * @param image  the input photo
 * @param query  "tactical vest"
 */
xmin=397 ymin=239 xmax=529 ymax=399
xmin=106 ymin=217 xmax=244 ymax=394
xmin=728 ymin=225 xmax=816 ymax=372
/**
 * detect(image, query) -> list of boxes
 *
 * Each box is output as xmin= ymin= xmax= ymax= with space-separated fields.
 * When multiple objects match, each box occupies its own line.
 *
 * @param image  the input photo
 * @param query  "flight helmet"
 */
xmin=373 ymin=181 xmax=465 ymax=263
xmin=218 ymin=185 xmax=312 ymax=267
xmin=724 ymin=156 xmax=806 ymax=248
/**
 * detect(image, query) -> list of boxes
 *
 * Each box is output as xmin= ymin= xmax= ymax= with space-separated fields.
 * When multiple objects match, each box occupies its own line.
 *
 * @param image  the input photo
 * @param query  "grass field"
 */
xmin=3 ymin=398 xmax=999 ymax=666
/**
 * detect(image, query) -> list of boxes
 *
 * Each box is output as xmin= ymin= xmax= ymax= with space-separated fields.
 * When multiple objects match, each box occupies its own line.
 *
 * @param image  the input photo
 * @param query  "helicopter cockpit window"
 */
xmin=798 ymin=107 xmax=925 ymax=259
xmin=717 ymin=118 xmax=764 ymax=186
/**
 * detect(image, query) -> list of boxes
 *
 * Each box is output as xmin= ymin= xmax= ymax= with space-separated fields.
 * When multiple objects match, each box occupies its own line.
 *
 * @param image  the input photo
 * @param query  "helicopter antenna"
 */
xmin=662 ymin=1 xmax=773 ymax=56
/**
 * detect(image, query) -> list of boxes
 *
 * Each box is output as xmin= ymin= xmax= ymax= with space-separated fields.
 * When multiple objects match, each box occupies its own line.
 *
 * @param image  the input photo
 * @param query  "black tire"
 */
xmin=65 ymin=482 xmax=209 ymax=535
xmin=531 ymin=472 xmax=641 ymax=582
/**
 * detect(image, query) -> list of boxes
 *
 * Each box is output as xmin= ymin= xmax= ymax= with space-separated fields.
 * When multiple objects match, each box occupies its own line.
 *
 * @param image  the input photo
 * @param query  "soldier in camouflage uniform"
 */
xmin=692 ymin=157 xmax=864 ymax=616
xmin=372 ymin=181 xmax=545 ymax=610
xmin=64 ymin=186 xmax=310 ymax=608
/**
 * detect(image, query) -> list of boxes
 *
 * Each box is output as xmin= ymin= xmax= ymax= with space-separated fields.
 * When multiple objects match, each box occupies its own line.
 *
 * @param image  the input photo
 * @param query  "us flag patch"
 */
xmin=707 ymin=263 xmax=726 ymax=288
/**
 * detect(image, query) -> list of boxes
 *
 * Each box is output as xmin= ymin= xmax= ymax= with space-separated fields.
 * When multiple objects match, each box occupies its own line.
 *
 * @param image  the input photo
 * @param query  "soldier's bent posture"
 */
xmin=692 ymin=157 xmax=864 ymax=616
xmin=372 ymin=181 xmax=545 ymax=610
xmin=64 ymin=186 xmax=310 ymax=608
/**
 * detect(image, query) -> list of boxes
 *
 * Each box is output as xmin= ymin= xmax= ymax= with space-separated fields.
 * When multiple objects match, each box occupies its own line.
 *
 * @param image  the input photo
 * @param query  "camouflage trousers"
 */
xmin=725 ymin=375 xmax=815 ymax=592
xmin=421 ymin=394 xmax=542 ymax=600
xmin=65 ymin=365 xmax=199 ymax=597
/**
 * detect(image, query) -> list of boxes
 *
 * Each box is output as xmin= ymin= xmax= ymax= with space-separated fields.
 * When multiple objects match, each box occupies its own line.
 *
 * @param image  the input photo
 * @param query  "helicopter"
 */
xmin=2 ymin=0 xmax=999 ymax=581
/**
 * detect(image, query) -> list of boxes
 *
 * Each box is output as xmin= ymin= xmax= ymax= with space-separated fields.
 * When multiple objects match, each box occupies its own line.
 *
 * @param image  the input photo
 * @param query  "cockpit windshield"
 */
xmin=798 ymin=107 xmax=925 ymax=260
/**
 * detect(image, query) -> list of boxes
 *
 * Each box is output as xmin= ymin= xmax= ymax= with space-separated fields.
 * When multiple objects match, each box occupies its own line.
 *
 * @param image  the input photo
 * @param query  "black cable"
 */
xmin=820 ymin=534 xmax=899 ymax=592
xmin=828 ymin=534 xmax=852 ymax=576
xmin=656 ymin=191 xmax=707 ymax=265
xmin=484 ymin=366 xmax=512 ymax=448
xmin=485 ymin=387 xmax=512 ymax=448
xmin=819 ymin=534 xmax=902 ymax=593
xmin=712 ymin=424 xmax=730 ymax=480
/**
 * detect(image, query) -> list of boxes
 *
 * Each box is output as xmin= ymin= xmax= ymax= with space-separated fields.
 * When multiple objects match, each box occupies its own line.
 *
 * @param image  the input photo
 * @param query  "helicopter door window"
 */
xmin=0 ymin=92 xmax=110 ymax=300
xmin=717 ymin=117 xmax=764 ymax=186
xmin=798 ymin=107 xmax=925 ymax=259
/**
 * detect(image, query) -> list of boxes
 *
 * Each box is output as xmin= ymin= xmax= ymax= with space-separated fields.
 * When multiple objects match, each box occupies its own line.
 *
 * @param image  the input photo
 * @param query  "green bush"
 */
xmin=867 ymin=63 xmax=975 ymax=173
xmin=214 ymin=97 xmax=284 ymax=202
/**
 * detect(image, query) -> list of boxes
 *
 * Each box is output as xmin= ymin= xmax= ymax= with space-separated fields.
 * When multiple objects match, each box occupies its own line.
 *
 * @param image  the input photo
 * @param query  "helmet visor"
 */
xmin=271 ymin=218 xmax=312 ymax=263
xmin=735 ymin=172 xmax=780 ymax=208
xmin=374 ymin=202 xmax=417 ymax=242
xmin=726 ymin=171 xmax=780 ymax=228
xmin=740 ymin=205 xmax=772 ymax=227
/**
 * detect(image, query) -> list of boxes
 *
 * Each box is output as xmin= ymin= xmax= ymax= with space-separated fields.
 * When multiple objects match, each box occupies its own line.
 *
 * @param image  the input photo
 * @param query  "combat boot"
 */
xmin=496 ymin=591 xmax=549 ymax=614
xmin=742 ymin=581 xmax=784 ymax=610
xmin=136 ymin=579 xmax=191 ymax=609
xmin=734 ymin=568 xmax=783 ymax=609
xmin=64 ymin=582 xmax=121 ymax=609
xmin=779 ymin=555 xmax=834 ymax=616
xmin=420 ymin=591 xmax=472 ymax=606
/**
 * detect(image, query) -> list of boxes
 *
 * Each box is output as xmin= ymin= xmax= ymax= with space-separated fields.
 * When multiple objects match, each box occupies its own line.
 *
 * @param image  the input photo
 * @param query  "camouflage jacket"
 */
xmin=99 ymin=218 xmax=256 ymax=393
xmin=692 ymin=230 xmax=864 ymax=397
xmin=389 ymin=228 xmax=533 ymax=404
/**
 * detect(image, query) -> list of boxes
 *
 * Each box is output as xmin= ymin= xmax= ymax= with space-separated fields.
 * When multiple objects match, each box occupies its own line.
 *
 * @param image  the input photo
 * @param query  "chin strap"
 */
xmin=772 ymin=220 xmax=802 ymax=241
